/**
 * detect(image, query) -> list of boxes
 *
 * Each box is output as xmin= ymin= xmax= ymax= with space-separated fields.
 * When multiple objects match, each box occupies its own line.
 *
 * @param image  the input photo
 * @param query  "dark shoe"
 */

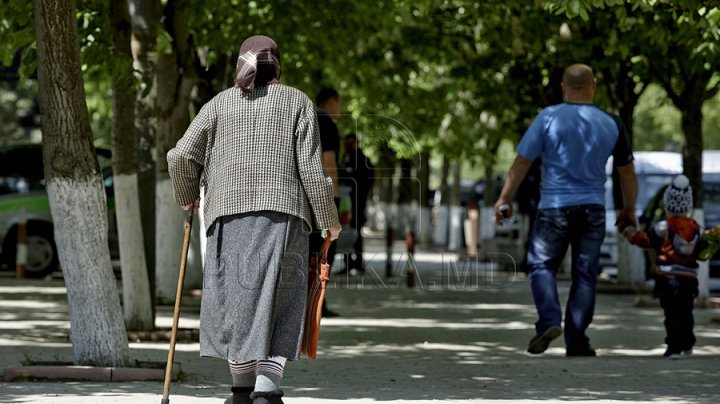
xmin=663 ymin=348 xmax=682 ymax=359
xmin=566 ymin=346 xmax=597 ymax=357
xmin=250 ymin=389 xmax=284 ymax=404
xmin=527 ymin=325 xmax=562 ymax=354
xmin=224 ymin=386 xmax=253 ymax=404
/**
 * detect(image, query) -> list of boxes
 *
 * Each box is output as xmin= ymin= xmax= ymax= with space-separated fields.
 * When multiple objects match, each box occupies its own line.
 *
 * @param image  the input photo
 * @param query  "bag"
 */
xmin=301 ymin=234 xmax=333 ymax=359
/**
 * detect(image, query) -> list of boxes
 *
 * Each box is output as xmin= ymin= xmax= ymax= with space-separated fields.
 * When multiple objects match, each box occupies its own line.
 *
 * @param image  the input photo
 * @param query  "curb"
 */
xmin=3 ymin=361 xmax=181 ymax=382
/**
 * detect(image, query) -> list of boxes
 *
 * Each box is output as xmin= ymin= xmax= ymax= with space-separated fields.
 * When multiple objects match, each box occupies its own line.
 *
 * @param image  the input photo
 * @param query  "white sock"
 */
xmin=255 ymin=356 xmax=286 ymax=392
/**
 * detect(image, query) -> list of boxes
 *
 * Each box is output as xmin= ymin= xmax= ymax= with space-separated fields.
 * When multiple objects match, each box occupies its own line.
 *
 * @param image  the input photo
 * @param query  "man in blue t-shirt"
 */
xmin=495 ymin=63 xmax=638 ymax=356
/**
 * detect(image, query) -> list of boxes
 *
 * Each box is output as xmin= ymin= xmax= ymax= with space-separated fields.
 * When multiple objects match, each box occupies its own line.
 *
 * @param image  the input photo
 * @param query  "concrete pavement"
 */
xmin=1 ymin=239 xmax=719 ymax=403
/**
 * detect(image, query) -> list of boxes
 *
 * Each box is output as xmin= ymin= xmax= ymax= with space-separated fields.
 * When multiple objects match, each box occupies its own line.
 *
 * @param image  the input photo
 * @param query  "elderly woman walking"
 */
xmin=167 ymin=35 xmax=340 ymax=404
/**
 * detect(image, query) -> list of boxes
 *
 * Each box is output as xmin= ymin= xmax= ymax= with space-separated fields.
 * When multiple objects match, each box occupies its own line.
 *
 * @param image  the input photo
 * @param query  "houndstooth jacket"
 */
xmin=167 ymin=84 xmax=339 ymax=233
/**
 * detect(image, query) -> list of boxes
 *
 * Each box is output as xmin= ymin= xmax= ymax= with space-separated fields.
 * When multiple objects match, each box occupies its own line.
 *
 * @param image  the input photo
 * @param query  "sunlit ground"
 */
xmin=1 ymin=251 xmax=719 ymax=403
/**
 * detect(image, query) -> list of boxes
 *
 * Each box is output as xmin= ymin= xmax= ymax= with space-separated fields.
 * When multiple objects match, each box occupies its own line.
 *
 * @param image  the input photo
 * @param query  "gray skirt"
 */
xmin=199 ymin=211 xmax=309 ymax=362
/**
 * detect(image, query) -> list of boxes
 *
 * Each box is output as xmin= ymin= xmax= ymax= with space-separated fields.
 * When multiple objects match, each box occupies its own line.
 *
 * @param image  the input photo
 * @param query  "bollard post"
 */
xmin=406 ymin=230 xmax=415 ymax=288
xmin=16 ymin=207 xmax=27 ymax=278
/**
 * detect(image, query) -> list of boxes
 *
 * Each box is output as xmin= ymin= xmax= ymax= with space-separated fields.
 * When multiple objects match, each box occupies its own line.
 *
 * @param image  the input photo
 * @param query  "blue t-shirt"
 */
xmin=516 ymin=103 xmax=633 ymax=209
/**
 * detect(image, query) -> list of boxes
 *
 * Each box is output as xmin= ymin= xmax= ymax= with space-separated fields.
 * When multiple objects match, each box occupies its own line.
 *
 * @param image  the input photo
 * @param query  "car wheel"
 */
xmin=2 ymin=222 xmax=59 ymax=278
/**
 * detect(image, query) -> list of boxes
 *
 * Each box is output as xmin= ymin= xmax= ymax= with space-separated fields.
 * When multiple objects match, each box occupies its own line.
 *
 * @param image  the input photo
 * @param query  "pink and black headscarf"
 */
xmin=235 ymin=35 xmax=281 ymax=93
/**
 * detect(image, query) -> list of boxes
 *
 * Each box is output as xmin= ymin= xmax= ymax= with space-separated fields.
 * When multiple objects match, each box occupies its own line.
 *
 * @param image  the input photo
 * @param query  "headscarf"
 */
xmin=235 ymin=35 xmax=281 ymax=93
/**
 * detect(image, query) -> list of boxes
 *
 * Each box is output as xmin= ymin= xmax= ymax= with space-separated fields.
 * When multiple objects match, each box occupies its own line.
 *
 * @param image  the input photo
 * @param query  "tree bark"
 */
xmin=417 ymin=151 xmax=432 ymax=245
xmin=129 ymin=0 xmax=160 ymax=312
xmin=483 ymin=137 xmax=501 ymax=208
xmin=110 ymin=0 xmax=153 ymax=331
xmin=33 ymin=0 xmax=129 ymax=366
xmin=680 ymin=103 xmax=704 ymax=210
xmin=154 ymin=0 xmax=198 ymax=301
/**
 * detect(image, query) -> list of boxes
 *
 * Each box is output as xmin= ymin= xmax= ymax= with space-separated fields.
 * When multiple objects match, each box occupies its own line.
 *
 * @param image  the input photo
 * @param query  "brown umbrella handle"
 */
xmin=162 ymin=208 xmax=194 ymax=404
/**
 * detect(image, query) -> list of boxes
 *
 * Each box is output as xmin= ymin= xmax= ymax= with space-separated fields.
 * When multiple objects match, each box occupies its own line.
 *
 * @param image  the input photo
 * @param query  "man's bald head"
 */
xmin=562 ymin=64 xmax=595 ymax=89
xmin=561 ymin=63 xmax=596 ymax=103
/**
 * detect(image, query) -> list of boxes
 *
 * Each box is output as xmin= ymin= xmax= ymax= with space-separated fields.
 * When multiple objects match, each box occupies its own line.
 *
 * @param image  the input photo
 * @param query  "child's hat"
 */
xmin=663 ymin=174 xmax=693 ymax=214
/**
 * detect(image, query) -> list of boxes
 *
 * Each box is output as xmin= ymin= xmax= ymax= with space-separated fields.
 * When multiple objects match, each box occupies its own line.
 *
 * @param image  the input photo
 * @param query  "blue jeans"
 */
xmin=526 ymin=204 xmax=605 ymax=352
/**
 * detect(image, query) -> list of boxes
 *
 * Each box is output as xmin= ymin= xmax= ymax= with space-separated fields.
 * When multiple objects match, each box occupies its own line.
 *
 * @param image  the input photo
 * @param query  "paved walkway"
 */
xmin=1 ymin=241 xmax=719 ymax=403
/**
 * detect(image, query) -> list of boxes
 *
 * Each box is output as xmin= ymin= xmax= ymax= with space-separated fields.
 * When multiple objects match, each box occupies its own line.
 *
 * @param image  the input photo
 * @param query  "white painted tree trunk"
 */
xmin=448 ymin=206 xmax=464 ymax=251
xmin=433 ymin=205 xmax=449 ymax=246
xmin=47 ymin=179 xmax=129 ymax=366
xmin=113 ymin=174 xmax=153 ymax=330
xmin=155 ymin=177 xmax=187 ymax=302
xmin=416 ymin=206 xmax=432 ymax=245
xmin=617 ymin=238 xmax=645 ymax=286
xmin=693 ymin=208 xmax=710 ymax=302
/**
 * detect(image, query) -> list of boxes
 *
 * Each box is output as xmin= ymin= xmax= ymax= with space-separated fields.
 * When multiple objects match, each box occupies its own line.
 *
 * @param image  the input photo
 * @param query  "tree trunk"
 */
xmin=483 ymin=165 xmax=496 ymax=208
xmin=432 ymin=156 xmax=451 ymax=246
xmin=439 ymin=157 xmax=450 ymax=204
xmin=154 ymin=0 xmax=198 ymax=302
xmin=681 ymin=107 xmax=704 ymax=210
xmin=661 ymin=70 xmax=711 ymax=301
xmin=110 ymin=0 xmax=153 ymax=331
xmin=681 ymin=101 xmax=708 ymax=301
xmin=482 ymin=138 xmax=501 ymax=208
xmin=417 ymin=151 xmax=432 ymax=244
xmin=33 ymin=0 xmax=129 ymax=366
xmin=601 ymin=62 xmax=644 ymax=287
xmin=603 ymin=62 xmax=642 ymax=210
xmin=129 ymin=0 xmax=159 ymax=313
xmin=448 ymin=161 xmax=463 ymax=251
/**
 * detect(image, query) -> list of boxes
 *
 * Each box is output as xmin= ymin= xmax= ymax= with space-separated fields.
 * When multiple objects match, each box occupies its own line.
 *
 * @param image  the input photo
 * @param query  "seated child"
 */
xmin=622 ymin=175 xmax=708 ymax=358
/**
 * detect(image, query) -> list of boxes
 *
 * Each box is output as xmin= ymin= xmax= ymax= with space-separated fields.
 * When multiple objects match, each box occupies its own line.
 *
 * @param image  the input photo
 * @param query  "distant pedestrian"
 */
xmin=494 ymin=63 xmax=638 ymax=356
xmin=313 ymin=86 xmax=342 ymax=318
xmin=340 ymin=132 xmax=374 ymax=274
xmin=622 ymin=175 xmax=708 ymax=358
xmin=167 ymin=35 xmax=340 ymax=404
xmin=515 ymin=158 xmax=542 ymax=273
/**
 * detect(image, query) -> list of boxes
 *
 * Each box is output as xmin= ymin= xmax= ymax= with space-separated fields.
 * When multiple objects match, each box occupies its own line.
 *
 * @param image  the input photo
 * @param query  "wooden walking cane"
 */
xmin=161 ymin=208 xmax=194 ymax=404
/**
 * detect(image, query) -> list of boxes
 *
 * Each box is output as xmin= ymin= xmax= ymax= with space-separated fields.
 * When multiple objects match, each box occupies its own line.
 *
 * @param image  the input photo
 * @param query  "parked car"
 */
xmin=0 ymin=144 xmax=117 ymax=278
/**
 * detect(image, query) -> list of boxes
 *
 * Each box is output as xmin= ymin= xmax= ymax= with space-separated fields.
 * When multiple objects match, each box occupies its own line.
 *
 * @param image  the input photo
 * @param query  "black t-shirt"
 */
xmin=610 ymin=114 xmax=634 ymax=209
xmin=611 ymin=114 xmax=633 ymax=167
xmin=316 ymin=108 xmax=340 ymax=154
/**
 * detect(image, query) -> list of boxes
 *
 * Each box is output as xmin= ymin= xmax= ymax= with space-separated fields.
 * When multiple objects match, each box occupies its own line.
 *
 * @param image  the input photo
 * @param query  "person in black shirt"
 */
xmin=312 ymin=87 xmax=342 ymax=317
xmin=340 ymin=133 xmax=374 ymax=273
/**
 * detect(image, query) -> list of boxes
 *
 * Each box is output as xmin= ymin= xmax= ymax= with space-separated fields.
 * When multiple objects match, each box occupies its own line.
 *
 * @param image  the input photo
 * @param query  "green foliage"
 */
xmin=633 ymin=84 xmax=682 ymax=150
xmin=2 ymin=0 xmax=719 ymax=173
xmin=625 ymin=81 xmax=720 ymax=151
xmin=543 ymin=0 xmax=639 ymax=21
xmin=0 ymin=79 xmax=39 ymax=144
xmin=702 ymin=89 xmax=720 ymax=150
xmin=0 ymin=0 xmax=36 ymax=77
